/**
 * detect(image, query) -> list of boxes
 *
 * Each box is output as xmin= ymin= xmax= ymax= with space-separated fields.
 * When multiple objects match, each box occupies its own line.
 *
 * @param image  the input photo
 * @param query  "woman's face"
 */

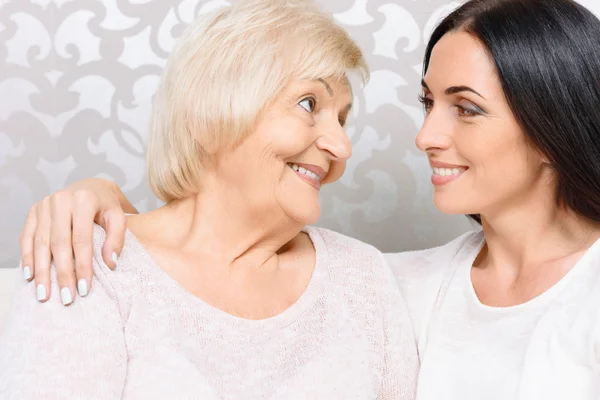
xmin=217 ymin=77 xmax=353 ymax=225
xmin=416 ymin=31 xmax=551 ymax=218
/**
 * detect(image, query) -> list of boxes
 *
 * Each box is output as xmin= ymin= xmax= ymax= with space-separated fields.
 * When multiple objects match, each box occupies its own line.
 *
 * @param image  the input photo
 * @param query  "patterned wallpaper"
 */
xmin=10 ymin=0 xmax=583 ymax=269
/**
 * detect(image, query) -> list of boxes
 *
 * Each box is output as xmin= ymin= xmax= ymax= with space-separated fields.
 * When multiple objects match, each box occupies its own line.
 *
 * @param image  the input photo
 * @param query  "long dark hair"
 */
xmin=424 ymin=0 xmax=600 ymax=224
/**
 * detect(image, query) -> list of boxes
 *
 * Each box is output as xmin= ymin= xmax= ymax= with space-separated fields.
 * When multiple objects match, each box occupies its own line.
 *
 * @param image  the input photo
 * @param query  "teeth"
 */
xmin=289 ymin=163 xmax=321 ymax=182
xmin=433 ymin=167 xmax=465 ymax=177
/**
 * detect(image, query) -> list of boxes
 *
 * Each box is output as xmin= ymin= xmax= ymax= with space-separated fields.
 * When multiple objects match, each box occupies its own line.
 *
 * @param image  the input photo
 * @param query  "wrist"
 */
xmin=108 ymin=181 xmax=138 ymax=214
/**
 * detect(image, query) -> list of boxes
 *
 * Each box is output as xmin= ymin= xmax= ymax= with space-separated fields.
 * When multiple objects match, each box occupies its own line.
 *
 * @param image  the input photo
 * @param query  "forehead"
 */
xmin=287 ymin=77 xmax=352 ymax=98
xmin=425 ymin=31 xmax=500 ymax=93
xmin=324 ymin=77 xmax=353 ymax=99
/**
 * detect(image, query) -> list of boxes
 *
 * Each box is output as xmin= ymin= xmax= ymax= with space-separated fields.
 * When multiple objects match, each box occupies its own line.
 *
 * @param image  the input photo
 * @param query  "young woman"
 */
xmin=388 ymin=0 xmax=600 ymax=398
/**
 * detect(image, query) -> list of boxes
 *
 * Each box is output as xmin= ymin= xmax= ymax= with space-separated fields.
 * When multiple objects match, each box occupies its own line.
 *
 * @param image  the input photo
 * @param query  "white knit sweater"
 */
xmin=0 ymin=225 xmax=419 ymax=399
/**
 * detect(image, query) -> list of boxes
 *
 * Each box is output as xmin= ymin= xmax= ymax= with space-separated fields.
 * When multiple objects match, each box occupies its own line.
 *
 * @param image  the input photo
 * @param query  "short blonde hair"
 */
xmin=147 ymin=0 xmax=369 ymax=202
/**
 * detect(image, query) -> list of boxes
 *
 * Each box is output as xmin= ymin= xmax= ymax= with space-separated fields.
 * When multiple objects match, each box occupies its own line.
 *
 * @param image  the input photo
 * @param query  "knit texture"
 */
xmin=0 ymin=225 xmax=418 ymax=399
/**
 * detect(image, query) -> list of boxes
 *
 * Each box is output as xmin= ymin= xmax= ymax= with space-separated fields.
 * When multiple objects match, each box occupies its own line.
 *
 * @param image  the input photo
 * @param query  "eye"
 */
xmin=456 ymin=102 xmax=484 ymax=118
xmin=299 ymin=97 xmax=316 ymax=113
xmin=417 ymin=93 xmax=433 ymax=114
xmin=457 ymin=106 xmax=476 ymax=117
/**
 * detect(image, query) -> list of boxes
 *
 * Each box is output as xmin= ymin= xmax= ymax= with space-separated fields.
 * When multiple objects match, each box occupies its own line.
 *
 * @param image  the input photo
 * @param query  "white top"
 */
xmin=386 ymin=231 xmax=600 ymax=400
xmin=0 ymin=225 xmax=419 ymax=399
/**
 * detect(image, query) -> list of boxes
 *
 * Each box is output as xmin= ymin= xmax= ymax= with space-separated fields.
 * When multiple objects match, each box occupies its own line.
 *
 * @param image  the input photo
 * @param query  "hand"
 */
xmin=19 ymin=178 xmax=136 ymax=305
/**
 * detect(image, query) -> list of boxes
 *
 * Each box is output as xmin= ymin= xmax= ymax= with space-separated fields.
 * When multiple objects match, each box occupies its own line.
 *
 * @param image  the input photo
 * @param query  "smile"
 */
xmin=431 ymin=166 xmax=468 ymax=186
xmin=288 ymin=163 xmax=325 ymax=190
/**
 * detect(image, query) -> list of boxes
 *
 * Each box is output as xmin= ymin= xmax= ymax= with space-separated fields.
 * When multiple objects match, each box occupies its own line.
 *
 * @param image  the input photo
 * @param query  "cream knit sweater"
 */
xmin=0 ymin=225 xmax=418 ymax=399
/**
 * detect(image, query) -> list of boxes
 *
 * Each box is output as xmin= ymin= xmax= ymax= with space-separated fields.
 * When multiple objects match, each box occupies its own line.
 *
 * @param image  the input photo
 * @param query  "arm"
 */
xmin=378 ymin=255 xmax=420 ymax=400
xmin=0 ymin=253 xmax=127 ymax=398
xmin=19 ymin=178 xmax=135 ymax=304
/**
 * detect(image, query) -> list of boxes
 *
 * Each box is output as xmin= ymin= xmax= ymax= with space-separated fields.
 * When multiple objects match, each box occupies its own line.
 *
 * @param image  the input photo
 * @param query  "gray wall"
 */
xmin=11 ymin=0 xmax=600 ymax=269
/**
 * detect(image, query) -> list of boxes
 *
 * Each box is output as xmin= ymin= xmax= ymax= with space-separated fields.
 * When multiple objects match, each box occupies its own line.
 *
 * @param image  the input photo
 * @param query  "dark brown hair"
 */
xmin=424 ymin=0 xmax=600 ymax=223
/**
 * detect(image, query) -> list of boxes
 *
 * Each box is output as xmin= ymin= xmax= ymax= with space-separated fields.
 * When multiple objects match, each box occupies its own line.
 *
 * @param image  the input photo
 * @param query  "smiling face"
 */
xmin=416 ymin=31 xmax=551 ymax=218
xmin=216 ymin=77 xmax=353 ymax=225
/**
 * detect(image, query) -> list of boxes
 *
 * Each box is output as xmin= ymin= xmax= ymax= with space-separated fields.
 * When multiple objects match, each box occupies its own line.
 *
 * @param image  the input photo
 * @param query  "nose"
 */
xmin=316 ymin=122 xmax=352 ymax=161
xmin=415 ymin=112 xmax=453 ymax=153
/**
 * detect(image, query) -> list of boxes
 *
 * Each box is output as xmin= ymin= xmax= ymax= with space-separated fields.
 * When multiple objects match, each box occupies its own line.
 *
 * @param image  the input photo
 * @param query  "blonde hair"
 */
xmin=147 ymin=0 xmax=370 ymax=202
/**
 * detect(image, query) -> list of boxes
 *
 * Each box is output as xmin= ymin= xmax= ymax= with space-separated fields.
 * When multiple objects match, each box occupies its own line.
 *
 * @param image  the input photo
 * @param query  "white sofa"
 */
xmin=0 ymin=268 xmax=19 ymax=332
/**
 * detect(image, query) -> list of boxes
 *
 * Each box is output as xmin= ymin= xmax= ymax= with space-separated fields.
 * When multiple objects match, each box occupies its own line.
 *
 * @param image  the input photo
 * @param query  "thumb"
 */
xmin=100 ymin=209 xmax=127 ymax=270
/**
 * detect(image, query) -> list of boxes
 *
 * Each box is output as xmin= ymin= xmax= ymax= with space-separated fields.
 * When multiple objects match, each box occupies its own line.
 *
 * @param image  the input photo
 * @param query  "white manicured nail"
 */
xmin=61 ymin=287 xmax=73 ymax=305
xmin=36 ymin=284 xmax=46 ymax=302
xmin=111 ymin=252 xmax=118 ymax=266
xmin=77 ymin=279 xmax=88 ymax=297
xmin=23 ymin=266 xmax=32 ymax=280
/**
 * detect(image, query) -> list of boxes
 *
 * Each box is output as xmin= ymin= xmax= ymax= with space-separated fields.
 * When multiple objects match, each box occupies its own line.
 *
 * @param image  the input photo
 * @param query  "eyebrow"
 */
xmin=421 ymin=79 xmax=486 ymax=99
xmin=317 ymin=78 xmax=333 ymax=97
xmin=314 ymin=78 xmax=352 ymax=112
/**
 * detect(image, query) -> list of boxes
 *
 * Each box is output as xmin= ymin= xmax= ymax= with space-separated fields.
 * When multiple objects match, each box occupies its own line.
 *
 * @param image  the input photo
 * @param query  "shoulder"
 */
xmin=306 ymin=226 xmax=395 ymax=299
xmin=91 ymin=224 xmax=134 ymax=290
xmin=91 ymin=223 xmax=151 ymax=277
xmin=384 ymin=230 xmax=483 ymax=347
xmin=306 ymin=226 xmax=414 ymax=317
xmin=90 ymin=224 xmax=152 ymax=318
xmin=307 ymin=226 xmax=384 ymax=263
xmin=307 ymin=226 xmax=390 ymax=283
xmin=0 ymin=226 xmax=129 ymax=397
xmin=384 ymin=230 xmax=482 ymax=285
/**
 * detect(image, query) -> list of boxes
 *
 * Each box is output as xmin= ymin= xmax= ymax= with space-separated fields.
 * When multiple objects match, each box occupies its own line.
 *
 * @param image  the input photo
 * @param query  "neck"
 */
xmin=479 ymin=190 xmax=600 ymax=271
xmin=145 ymin=181 xmax=306 ymax=271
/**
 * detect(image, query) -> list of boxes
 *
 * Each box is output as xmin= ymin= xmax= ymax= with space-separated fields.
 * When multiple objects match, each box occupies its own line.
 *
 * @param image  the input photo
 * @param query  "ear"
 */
xmin=538 ymin=150 xmax=551 ymax=165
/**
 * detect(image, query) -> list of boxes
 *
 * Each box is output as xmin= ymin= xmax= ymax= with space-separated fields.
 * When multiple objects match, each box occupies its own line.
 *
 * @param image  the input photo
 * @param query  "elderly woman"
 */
xmin=0 ymin=0 xmax=419 ymax=398
xmin=14 ymin=0 xmax=600 ymax=399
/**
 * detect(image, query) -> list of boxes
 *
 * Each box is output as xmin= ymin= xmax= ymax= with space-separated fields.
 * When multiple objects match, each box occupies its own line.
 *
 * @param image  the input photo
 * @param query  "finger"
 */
xmin=72 ymin=193 xmax=97 ymax=297
xmin=19 ymin=204 xmax=38 ymax=281
xmin=100 ymin=209 xmax=127 ymax=270
xmin=33 ymin=197 xmax=52 ymax=303
xmin=50 ymin=191 xmax=76 ymax=306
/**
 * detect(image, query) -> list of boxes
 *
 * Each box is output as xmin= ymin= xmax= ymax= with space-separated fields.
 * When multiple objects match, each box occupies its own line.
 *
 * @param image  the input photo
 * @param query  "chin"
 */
xmin=277 ymin=178 xmax=323 ymax=224
xmin=432 ymin=192 xmax=476 ymax=216
xmin=295 ymin=205 xmax=321 ymax=226
xmin=282 ymin=198 xmax=321 ymax=226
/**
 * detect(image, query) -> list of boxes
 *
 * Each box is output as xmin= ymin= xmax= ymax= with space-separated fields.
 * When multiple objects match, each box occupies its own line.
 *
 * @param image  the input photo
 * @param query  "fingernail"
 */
xmin=112 ymin=252 xmax=118 ymax=266
xmin=36 ymin=284 xmax=46 ymax=302
xmin=77 ymin=279 xmax=88 ymax=297
xmin=23 ymin=266 xmax=32 ymax=280
xmin=60 ymin=287 xmax=73 ymax=306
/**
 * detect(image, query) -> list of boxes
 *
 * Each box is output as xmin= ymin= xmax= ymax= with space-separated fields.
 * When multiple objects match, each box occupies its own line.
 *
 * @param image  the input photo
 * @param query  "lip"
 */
xmin=288 ymin=162 xmax=328 ymax=190
xmin=293 ymin=163 xmax=327 ymax=180
xmin=429 ymin=160 xmax=468 ymax=186
xmin=429 ymin=160 xmax=468 ymax=169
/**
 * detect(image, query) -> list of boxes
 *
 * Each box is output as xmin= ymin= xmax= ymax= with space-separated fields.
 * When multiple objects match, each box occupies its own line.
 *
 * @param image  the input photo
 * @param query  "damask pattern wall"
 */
xmin=1 ymin=0 xmax=597 ymax=270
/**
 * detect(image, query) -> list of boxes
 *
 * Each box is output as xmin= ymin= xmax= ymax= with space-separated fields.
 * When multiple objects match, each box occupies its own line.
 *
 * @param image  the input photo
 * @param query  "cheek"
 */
xmin=265 ymin=119 xmax=314 ymax=157
xmin=458 ymin=121 xmax=517 ymax=169
xmin=469 ymin=135 xmax=538 ymax=192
